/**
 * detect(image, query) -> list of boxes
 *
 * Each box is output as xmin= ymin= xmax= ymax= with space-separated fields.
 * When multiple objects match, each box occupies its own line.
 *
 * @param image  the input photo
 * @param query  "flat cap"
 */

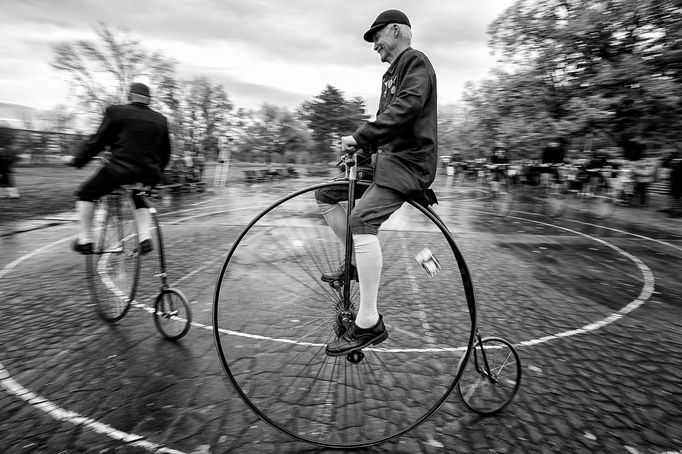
xmin=129 ymin=82 xmax=150 ymax=98
xmin=363 ymin=9 xmax=411 ymax=42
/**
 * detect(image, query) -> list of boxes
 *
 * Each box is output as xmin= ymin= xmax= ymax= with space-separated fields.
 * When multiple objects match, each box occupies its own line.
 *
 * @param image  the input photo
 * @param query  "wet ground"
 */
xmin=1 ymin=176 xmax=681 ymax=453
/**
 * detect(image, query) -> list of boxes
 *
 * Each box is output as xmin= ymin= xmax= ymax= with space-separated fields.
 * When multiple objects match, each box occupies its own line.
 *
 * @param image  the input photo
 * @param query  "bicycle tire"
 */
xmin=542 ymin=181 xmax=568 ymax=218
xmin=213 ymin=181 xmax=477 ymax=448
xmin=457 ymin=336 xmax=522 ymax=415
xmin=487 ymin=176 xmax=513 ymax=217
xmin=87 ymin=191 xmax=140 ymax=322
xmin=588 ymin=182 xmax=615 ymax=219
xmin=153 ymin=287 xmax=192 ymax=341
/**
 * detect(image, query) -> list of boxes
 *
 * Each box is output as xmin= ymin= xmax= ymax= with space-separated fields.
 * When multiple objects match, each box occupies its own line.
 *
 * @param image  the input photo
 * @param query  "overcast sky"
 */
xmin=0 ymin=0 xmax=516 ymax=113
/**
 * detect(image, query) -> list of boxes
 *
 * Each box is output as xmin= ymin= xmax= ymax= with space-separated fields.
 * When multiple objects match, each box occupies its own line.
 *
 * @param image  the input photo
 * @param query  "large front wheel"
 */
xmin=87 ymin=192 xmax=140 ymax=322
xmin=213 ymin=181 xmax=476 ymax=449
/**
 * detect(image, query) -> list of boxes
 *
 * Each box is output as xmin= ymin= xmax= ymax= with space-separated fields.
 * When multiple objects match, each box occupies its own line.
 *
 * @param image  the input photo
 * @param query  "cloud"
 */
xmin=0 ymin=0 xmax=516 ymax=111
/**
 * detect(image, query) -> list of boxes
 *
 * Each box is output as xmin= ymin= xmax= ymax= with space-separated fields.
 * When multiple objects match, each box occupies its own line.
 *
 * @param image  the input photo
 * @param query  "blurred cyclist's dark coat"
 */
xmin=74 ymin=102 xmax=171 ymax=185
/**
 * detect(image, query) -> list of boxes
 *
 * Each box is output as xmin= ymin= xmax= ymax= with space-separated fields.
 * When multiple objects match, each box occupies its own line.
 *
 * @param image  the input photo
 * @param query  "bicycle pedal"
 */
xmin=346 ymin=350 xmax=365 ymax=364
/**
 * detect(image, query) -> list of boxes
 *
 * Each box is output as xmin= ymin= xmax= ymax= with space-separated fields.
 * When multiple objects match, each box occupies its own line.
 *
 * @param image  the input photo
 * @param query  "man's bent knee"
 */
xmin=350 ymin=212 xmax=378 ymax=235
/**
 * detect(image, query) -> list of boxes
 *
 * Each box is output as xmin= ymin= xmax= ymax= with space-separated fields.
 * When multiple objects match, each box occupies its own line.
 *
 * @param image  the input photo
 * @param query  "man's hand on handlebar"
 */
xmin=340 ymin=135 xmax=358 ymax=153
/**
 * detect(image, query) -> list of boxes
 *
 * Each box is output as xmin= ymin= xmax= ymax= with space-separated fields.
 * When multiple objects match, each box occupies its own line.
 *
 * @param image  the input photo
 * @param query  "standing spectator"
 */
xmin=490 ymin=143 xmax=509 ymax=165
xmin=539 ymin=140 xmax=566 ymax=185
xmin=0 ymin=128 xmax=20 ymax=198
xmin=670 ymin=155 xmax=682 ymax=218
xmin=632 ymin=159 xmax=657 ymax=207
xmin=541 ymin=140 xmax=565 ymax=165
xmin=489 ymin=142 xmax=509 ymax=182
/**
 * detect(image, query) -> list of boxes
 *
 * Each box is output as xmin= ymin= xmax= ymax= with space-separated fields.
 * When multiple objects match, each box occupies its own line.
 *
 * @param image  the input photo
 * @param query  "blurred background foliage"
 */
xmin=448 ymin=0 xmax=682 ymax=161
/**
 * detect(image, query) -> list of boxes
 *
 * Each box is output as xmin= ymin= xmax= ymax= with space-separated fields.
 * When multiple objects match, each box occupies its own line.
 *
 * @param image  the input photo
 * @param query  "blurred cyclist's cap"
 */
xmin=363 ymin=9 xmax=411 ymax=42
xmin=130 ymin=82 xmax=150 ymax=98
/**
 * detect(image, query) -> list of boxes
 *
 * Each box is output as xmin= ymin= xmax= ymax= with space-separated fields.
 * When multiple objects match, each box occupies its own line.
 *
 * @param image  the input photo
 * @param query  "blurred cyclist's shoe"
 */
xmin=72 ymin=240 xmax=93 ymax=255
xmin=139 ymin=239 xmax=153 ymax=255
xmin=321 ymin=261 xmax=358 ymax=283
xmin=325 ymin=315 xmax=388 ymax=356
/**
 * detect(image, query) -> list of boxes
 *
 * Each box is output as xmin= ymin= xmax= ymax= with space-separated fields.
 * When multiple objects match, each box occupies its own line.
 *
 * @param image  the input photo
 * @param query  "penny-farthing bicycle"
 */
xmin=213 ymin=152 xmax=521 ymax=448
xmin=85 ymin=182 xmax=192 ymax=341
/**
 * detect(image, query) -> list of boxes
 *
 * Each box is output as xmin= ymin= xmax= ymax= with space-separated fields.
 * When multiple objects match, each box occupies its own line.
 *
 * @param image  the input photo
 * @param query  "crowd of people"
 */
xmin=0 ymin=128 xmax=20 ymax=198
xmin=443 ymin=143 xmax=682 ymax=217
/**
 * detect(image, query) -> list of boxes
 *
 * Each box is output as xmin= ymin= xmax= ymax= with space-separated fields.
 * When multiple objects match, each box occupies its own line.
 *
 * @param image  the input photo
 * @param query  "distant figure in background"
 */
xmin=69 ymin=82 xmax=171 ymax=254
xmin=489 ymin=142 xmax=509 ymax=182
xmin=632 ymin=159 xmax=657 ymax=207
xmin=587 ymin=151 xmax=610 ymax=169
xmin=541 ymin=140 xmax=565 ymax=165
xmin=490 ymin=143 xmax=509 ymax=165
xmin=0 ymin=128 xmax=20 ymax=198
xmin=669 ymin=154 xmax=682 ymax=218
xmin=539 ymin=140 xmax=566 ymax=185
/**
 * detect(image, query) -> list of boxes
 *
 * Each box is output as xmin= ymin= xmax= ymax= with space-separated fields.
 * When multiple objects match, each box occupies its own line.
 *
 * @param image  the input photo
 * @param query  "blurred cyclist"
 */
xmin=69 ymin=82 xmax=171 ymax=255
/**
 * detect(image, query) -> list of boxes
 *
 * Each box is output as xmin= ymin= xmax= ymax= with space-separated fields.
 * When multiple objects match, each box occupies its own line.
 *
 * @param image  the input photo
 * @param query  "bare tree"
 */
xmin=172 ymin=77 xmax=234 ymax=160
xmin=51 ymin=22 xmax=178 ymax=115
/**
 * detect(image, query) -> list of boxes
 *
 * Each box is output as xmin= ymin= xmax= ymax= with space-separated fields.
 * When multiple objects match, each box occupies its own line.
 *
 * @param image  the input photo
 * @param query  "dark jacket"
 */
xmin=353 ymin=48 xmax=438 ymax=196
xmin=74 ymin=103 xmax=171 ymax=185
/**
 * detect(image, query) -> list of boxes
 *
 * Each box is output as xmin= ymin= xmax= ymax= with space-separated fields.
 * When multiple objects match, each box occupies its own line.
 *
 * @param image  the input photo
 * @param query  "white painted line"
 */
xmin=0 ymin=363 xmax=186 ymax=454
xmin=0 ymin=200 xmax=668 ymax=452
xmin=212 ymin=214 xmax=655 ymax=352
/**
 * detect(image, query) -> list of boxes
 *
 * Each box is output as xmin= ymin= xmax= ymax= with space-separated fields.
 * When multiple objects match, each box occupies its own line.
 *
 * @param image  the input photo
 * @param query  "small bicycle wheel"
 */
xmin=457 ymin=336 xmax=521 ymax=415
xmin=87 ymin=192 xmax=140 ymax=322
xmin=153 ymin=288 xmax=192 ymax=341
xmin=213 ymin=181 xmax=476 ymax=448
xmin=588 ymin=183 xmax=615 ymax=219
xmin=488 ymin=177 xmax=513 ymax=217
xmin=542 ymin=182 xmax=568 ymax=218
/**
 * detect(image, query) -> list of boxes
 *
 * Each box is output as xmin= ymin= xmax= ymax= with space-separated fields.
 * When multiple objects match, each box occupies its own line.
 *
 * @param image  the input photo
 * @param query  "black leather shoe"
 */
xmin=321 ymin=261 xmax=358 ymax=283
xmin=325 ymin=315 xmax=388 ymax=357
xmin=139 ymin=239 xmax=153 ymax=255
xmin=72 ymin=240 xmax=93 ymax=255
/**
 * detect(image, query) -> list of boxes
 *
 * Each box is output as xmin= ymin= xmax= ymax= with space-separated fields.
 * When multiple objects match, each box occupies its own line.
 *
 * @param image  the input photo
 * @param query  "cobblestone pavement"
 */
xmin=1 ymin=178 xmax=681 ymax=453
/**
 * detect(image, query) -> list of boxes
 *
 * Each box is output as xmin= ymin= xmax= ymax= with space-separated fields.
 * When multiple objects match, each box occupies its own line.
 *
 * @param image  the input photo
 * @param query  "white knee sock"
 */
xmin=135 ymin=208 xmax=152 ymax=242
xmin=319 ymin=202 xmax=347 ymax=244
xmin=76 ymin=200 xmax=95 ymax=244
xmin=353 ymin=233 xmax=382 ymax=328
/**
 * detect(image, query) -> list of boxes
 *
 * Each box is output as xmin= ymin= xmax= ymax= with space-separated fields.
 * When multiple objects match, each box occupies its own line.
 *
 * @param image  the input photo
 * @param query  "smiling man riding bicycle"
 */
xmin=321 ymin=9 xmax=438 ymax=357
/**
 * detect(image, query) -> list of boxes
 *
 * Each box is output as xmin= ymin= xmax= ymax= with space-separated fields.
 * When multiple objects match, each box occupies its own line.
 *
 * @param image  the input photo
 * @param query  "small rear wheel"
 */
xmin=153 ymin=288 xmax=192 ymax=341
xmin=588 ymin=182 xmax=615 ymax=219
xmin=542 ymin=181 xmax=568 ymax=218
xmin=457 ymin=336 xmax=521 ymax=415
xmin=487 ymin=176 xmax=513 ymax=217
